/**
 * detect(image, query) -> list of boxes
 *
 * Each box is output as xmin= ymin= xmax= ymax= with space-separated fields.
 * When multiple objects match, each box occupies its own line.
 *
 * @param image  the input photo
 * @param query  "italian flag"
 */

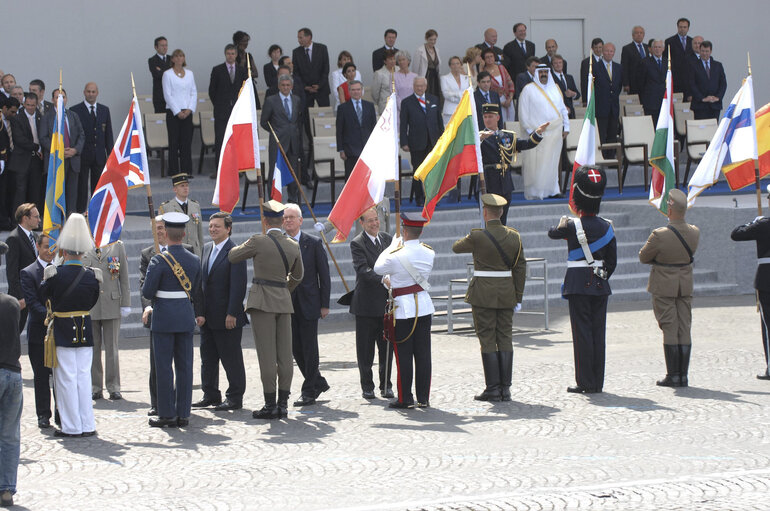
xmin=649 ymin=69 xmax=676 ymax=214
xmin=212 ymin=77 xmax=260 ymax=213
xmin=328 ymin=93 xmax=399 ymax=242
xmin=568 ymin=71 xmax=596 ymax=214
xmin=413 ymin=87 xmax=482 ymax=221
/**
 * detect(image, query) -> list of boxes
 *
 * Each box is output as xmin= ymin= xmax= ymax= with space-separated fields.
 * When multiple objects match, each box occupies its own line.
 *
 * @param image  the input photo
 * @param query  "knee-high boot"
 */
xmin=656 ymin=345 xmax=681 ymax=387
xmin=679 ymin=344 xmax=691 ymax=388
xmin=276 ymin=389 xmax=290 ymax=418
xmin=475 ymin=352 xmax=502 ymax=401
xmin=499 ymin=351 xmax=513 ymax=401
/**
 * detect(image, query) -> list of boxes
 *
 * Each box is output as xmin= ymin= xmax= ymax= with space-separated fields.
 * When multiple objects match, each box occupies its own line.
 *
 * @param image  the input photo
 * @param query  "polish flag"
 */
xmin=328 ymin=93 xmax=399 ymax=242
xmin=212 ymin=77 xmax=260 ymax=213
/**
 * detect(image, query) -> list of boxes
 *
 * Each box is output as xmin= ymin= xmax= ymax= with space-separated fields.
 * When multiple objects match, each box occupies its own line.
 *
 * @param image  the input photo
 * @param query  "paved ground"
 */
xmin=15 ymin=295 xmax=770 ymax=510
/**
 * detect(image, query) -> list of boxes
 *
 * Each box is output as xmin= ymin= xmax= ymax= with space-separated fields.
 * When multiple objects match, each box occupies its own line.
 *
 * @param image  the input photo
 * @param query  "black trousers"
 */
xmin=28 ymin=341 xmax=53 ymax=419
xmin=213 ymin=114 xmax=229 ymax=173
xmin=355 ymin=315 xmax=393 ymax=392
xmin=166 ymin=111 xmax=193 ymax=173
xmin=149 ymin=333 xmax=157 ymax=409
xmin=409 ymin=148 xmax=429 ymax=205
xmin=199 ymin=324 xmax=247 ymax=404
xmin=64 ymin=165 xmax=82 ymax=215
xmin=82 ymin=157 xmax=106 ymax=197
xmin=759 ymin=290 xmax=770 ymax=369
xmin=596 ymin=115 xmax=619 ymax=158
xmin=12 ymin=158 xmax=43 ymax=217
xmin=305 ymin=91 xmax=330 ymax=108
xmin=343 ymin=153 xmax=358 ymax=179
xmin=291 ymin=314 xmax=328 ymax=398
xmin=694 ymin=108 xmax=720 ymax=120
xmin=392 ymin=315 xmax=432 ymax=405
xmin=567 ymin=295 xmax=608 ymax=391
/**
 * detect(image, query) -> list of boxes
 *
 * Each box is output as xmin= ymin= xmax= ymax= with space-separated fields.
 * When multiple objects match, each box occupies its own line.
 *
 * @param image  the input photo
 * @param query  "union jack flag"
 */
xmin=88 ymin=96 xmax=149 ymax=247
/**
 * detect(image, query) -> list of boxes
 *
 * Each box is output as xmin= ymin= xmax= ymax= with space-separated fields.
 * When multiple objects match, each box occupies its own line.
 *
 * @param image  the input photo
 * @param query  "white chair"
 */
xmin=673 ymin=102 xmax=693 ymax=139
xmin=623 ymin=104 xmax=645 ymax=117
xmin=308 ymin=106 xmax=334 ymax=119
xmin=313 ymin=117 xmax=336 ymax=137
xmin=143 ymin=113 xmax=169 ymax=177
xmin=621 ymin=115 xmax=656 ymax=190
xmin=619 ymin=93 xmax=640 ymax=105
xmin=197 ymin=111 xmax=216 ymax=175
xmin=136 ymin=94 xmax=154 ymax=108
xmin=684 ymin=118 xmax=718 ymax=184
xmin=194 ymin=97 xmax=213 ymax=128
xmin=312 ymin=136 xmax=346 ymax=206
xmin=563 ymin=119 xmax=623 ymax=193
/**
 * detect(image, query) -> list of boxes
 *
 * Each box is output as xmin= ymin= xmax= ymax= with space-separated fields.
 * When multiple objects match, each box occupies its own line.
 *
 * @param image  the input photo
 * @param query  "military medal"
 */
xmin=108 ymin=256 xmax=120 ymax=279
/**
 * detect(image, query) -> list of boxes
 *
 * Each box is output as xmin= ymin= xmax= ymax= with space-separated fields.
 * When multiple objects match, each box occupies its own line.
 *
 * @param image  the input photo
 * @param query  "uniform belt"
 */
xmin=155 ymin=290 xmax=189 ymax=299
xmin=392 ymin=284 xmax=424 ymax=297
xmin=252 ymin=277 xmax=287 ymax=288
xmin=566 ymin=259 xmax=603 ymax=268
xmin=651 ymin=260 xmax=691 ymax=267
xmin=473 ymin=270 xmax=511 ymax=277
xmin=758 ymin=257 xmax=770 ymax=265
xmin=52 ymin=310 xmax=90 ymax=318
xmin=483 ymin=163 xmax=505 ymax=170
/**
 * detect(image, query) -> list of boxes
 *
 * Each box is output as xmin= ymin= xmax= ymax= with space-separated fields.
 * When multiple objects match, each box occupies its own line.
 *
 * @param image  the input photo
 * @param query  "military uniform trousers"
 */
xmin=758 ymin=291 xmax=770 ymax=369
xmin=249 ymin=310 xmax=293 ymax=394
xmin=471 ymin=306 xmax=514 ymax=353
xmin=652 ymin=295 xmax=692 ymax=346
xmin=392 ymin=314 xmax=432 ymax=405
xmin=568 ymin=295 xmax=607 ymax=392
xmin=355 ymin=315 xmax=393 ymax=393
xmin=148 ymin=334 xmax=158 ymax=409
xmin=291 ymin=315 xmax=329 ymax=398
xmin=91 ymin=318 xmax=121 ymax=394
xmin=53 ymin=346 xmax=95 ymax=435
xmin=152 ymin=332 xmax=193 ymax=419
xmin=199 ymin=325 xmax=246 ymax=404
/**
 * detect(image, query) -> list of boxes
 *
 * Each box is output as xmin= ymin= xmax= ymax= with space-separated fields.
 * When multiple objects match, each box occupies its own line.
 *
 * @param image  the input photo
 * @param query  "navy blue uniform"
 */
xmin=40 ymin=264 xmax=100 ymax=347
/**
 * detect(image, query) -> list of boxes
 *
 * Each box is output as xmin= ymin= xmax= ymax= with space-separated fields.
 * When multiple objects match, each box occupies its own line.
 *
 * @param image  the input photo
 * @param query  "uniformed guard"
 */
xmin=374 ymin=212 xmax=435 ymax=409
xmin=731 ymin=184 xmax=770 ymax=381
xmin=40 ymin=214 xmax=101 ymax=437
xmin=228 ymin=200 xmax=304 ymax=420
xmin=548 ymin=166 xmax=617 ymax=394
xmin=452 ymin=193 xmax=526 ymax=402
xmin=158 ymin=173 xmax=204 ymax=257
xmin=479 ymin=103 xmax=547 ymax=225
xmin=639 ymin=189 xmax=700 ymax=387
xmin=141 ymin=212 xmax=204 ymax=428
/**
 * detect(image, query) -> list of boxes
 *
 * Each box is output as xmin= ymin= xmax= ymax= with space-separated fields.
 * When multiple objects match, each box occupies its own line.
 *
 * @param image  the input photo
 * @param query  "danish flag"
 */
xmin=88 ymin=96 xmax=149 ymax=247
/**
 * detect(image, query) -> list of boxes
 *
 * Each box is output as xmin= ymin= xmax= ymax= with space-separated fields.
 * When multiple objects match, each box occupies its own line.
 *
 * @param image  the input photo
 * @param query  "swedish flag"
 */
xmin=43 ymin=93 xmax=66 ymax=247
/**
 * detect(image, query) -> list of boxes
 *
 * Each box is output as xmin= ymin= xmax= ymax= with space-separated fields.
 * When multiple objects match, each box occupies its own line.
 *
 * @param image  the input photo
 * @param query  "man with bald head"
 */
xmin=540 ymin=39 xmax=567 ymax=73
xmin=621 ymin=26 xmax=648 ymax=94
xmin=638 ymin=40 xmax=667 ymax=125
xmin=476 ymin=28 xmax=504 ymax=66
xmin=71 ymin=82 xmax=114 ymax=202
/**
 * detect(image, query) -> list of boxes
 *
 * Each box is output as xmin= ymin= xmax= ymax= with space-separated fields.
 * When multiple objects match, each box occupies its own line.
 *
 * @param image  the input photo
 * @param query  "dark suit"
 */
xmin=148 ymin=54 xmax=172 ymax=113
xmin=594 ymin=60 xmax=622 ymax=151
xmin=209 ymin=63 xmax=248 ymax=165
xmin=689 ymin=57 xmax=727 ymax=120
xmin=290 ymin=232 xmax=331 ymax=399
xmin=552 ymin=70 xmax=580 ymax=118
xmin=350 ymin=230 xmax=393 ymax=393
xmin=664 ymin=34 xmax=694 ymax=95
xmin=70 ymin=101 xmax=114 ymax=202
xmin=336 ymin=98 xmax=376 ymax=177
xmin=199 ymin=238 xmax=247 ymax=405
xmin=8 ymin=110 xmax=44 ymax=213
xmin=372 ymin=46 xmax=398 ymax=72
xmin=261 ymin=92 xmax=303 ymax=200
xmin=5 ymin=226 xmax=37 ymax=331
xmin=399 ymin=93 xmax=444 ymax=204
xmin=20 ymin=259 xmax=55 ymax=421
xmin=638 ymin=56 xmax=667 ymax=124
xmin=540 ymin=55 xmax=567 ymax=74
xmin=580 ymin=55 xmax=602 ymax=105
xmin=474 ymin=89 xmax=503 ymax=130
xmin=263 ymin=62 xmax=279 ymax=93
xmin=39 ymin=109 xmax=85 ymax=215
xmin=292 ymin=43 xmax=331 ymax=107
xmin=514 ymin=72 xmax=534 ymax=101
xmin=0 ymin=120 xmax=10 ymax=228
xmin=621 ymin=41 xmax=649 ymax=95
xmin=502 ymin=39 xmax=535 ymax=81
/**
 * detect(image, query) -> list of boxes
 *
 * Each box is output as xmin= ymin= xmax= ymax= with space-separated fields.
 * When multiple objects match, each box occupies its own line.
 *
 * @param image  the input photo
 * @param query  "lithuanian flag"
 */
xmin=413 ymin=87 xmax=482 ymax=221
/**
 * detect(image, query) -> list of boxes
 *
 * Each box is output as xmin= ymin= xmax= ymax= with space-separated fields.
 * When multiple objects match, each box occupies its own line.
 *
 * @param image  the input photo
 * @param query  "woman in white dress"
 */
xmin=162 ymin=48 xmax=197 ymax=174
xmin=440 ymin=56 xmax=469 ymax=125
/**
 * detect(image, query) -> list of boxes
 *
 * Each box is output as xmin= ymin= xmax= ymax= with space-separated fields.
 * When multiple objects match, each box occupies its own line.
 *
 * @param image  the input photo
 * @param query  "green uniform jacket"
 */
xmin=159 ymin=198 xmax=204 ymax=257
xmin=452 ymin=219 xmax=527 ymax=308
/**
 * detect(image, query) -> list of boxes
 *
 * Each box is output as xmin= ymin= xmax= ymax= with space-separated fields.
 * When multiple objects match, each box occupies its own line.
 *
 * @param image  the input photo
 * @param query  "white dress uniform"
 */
xmin=374 ymin=239 xmax=435 ymax=319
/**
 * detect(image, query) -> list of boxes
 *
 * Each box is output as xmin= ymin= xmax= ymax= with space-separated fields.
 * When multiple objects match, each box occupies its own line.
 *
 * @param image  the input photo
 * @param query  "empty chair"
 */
xmin=673 ymin=102 xmax=693 ymax=139
xmin=312 ymin=136 xmax=346 ymax=206
xmin=313 ymin=117 xmax=336 ymax=137
xmin=684 ymin=118 xmax=719 ymax=184
xmin=573 ymin=105 xmax=587 ymax=120
xmin=563 ymin=118 xmax=623 ymax=193
xmin=143 ymin=113 xmax=169 ymax=177
xmin=619 ymin=93 xmax=640 ymax=105
xmin=620 ymin=115 xmax=656 ymax=191
xmin=623 ymin=104 xmax=645 ymax=117
xmin=197 ymin=111 xmax=216 ymax=175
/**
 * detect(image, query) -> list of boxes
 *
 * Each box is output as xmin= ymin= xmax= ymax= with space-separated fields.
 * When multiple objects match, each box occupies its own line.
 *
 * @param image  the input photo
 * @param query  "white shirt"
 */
xmin=365 ymin=232 xmax=379 ymax=246
xmin=374 ymin=239 xmax=435 ymax=319
xmin=83 ymin=101 xmax=97 ymax=116
xmin=175 ymin=198 xmax=188 ymax=207
xmin=25 ymin=109 xmax=39 ymax=144
xmin=208 ymin=239 xmax=228 ymax=269
xmin=37 ymin=257 xmax=50 ymax=268
xmin=162 ymin=68 xmax=197 ymax=115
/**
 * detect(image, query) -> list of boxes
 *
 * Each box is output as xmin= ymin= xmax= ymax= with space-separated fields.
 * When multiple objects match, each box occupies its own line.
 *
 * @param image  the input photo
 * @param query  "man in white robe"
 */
xmin=518 ymin=65 xmax=570 ymax=199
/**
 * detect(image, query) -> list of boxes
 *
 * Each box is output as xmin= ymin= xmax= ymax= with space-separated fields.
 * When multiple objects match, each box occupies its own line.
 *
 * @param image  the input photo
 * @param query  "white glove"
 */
xmin=120 ymin=307 xmax=131 ymax=318
xmin=314 ymin=222 xmax=325 ymax=232
xmin=754 ymin=216 xmax=764 ymax=223
xmin=514 ymin=303 xmax=522 ymax=313
xmin=387 ymin=235 xmax=402 ymax=252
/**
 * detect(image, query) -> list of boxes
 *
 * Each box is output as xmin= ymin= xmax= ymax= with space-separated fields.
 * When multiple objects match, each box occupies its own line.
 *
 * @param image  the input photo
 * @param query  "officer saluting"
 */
xmin=159 ymin=173 xmax=204 ymax=257
xmin=374 ymin=212 xmax=435 ymax=409
xmin=548 ymin=166 xmax=617 ymax=394
xmin=141 ymin=212 xmax=204 ymax=428
xmin=478 ymin=103 xmax=547 ymax=225
xmin=452 ymin=193 xmax=526 ymax=402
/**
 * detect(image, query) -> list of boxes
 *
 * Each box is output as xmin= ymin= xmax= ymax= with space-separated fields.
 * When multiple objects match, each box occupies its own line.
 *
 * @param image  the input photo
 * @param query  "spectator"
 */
xmin=330 ymin=51 xmax=362 ymax=111
xmin=463 ymin=47 xmax=483 ymax=87
xmin=232 ymin=30 xmax=261 ymax=109
xmin=263 ymin=44 xmax=283 ymax=94
xmin=292 ymin=27 xmax=331 ymax=107
xmin=372 ymin=28 xmax=398 ymax=72
xmin=371 ymin=50 xmax=397 ymax=115
xmin=440 ymin=56 xmax=469 ymax=125
xmin=394 ymin=50 xmax=418 ymax=114
xmin=413 ymin=29 xmax=441 ymax=100
xmin=148 ymin=36 xmax=171 ymax=113
xmin=336 ymin=63 xmax=358 ymax=107
xmin=162 ymin=49 xmax=197 ymax=175
xmin=481 ymin=47 xmax=515 ymax=123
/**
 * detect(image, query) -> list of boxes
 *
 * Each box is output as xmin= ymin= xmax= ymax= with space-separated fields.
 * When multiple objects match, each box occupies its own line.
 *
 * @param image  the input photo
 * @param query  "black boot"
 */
xmin=656 ymin=345 xmax=681 ymax=387
xmin=252 ymin=393 xmax=278 ymax=419
xmin=499 ymin=351 xmax=513 ymax=401
xmin=679 ymin=344 xmax=691 ymax=387
xmin=276 ymin=390 xmax=290 ymax=418
xmin=475 ymin=352 xmax=502 ymax=401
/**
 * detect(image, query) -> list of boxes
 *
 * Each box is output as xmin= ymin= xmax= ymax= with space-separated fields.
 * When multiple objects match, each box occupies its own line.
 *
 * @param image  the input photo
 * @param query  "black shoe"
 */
xmin=381 ymin=388 xmax=394 ymax=399
xmin=147 ymin=407 xmax=158 ymax=417
xmin=192 ymin=397 xmax=221 ymax=408
xmin=252 ymin=405 xmax=279 ymax=419
xmin=317 ymin=382 xmax=331 ymax=395
xmin=54 ymin=429 xmax=81 ymax=438
xmin=177 ymin=417 xmax=189 ymax=427
xmin=213 ymin=399 xmax=242 ymax=411
xmin=276 ymin=390 xmax=290 ymax=418
xmin=388 ymin=401 xmax=414 ymax=409
xmin=416 ymin=401 xmax=430 ymax=408
xmin=657 ymin=344 xmax=682 ymax=387
xmin=293 ymin=395 xmax=316 ymax=406
xmin=92 ymin=391 xmax=103 ymax=400
xmin=149 ymin=417 xmax=179 ymax=428
xmin=362 ymin=390 xmax=376 ymax=399
xmin=757 ymin=371 xmax=770 ymax=380
xmin=81 ymin=431 xmax=96 ymax=437
xmin=1 ymin=489 xmax=13 ymax=507
xmin=109 ymin=392 xmax=123 ymax=400
xmin=567 ymin=385 xmax=588 ymax=393
xmin=38 ymin=416 xmax=51 ymax=429
xmin=54 ymin=412 xmax=61 ymax=427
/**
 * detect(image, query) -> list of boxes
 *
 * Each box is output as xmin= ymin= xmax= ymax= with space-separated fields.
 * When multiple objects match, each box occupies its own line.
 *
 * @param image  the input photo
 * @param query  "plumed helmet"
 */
xmin=572 ymin=165 xmax=606 ymax=215
xmin=57 ymin=213 xmax=94 ymax=253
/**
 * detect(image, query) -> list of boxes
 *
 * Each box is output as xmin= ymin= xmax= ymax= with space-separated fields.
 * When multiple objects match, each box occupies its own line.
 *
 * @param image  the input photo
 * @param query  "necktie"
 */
xmin=355 ymin=101 xmax=362 ymax=123
xmin=161 ymin=246 xmax=167 ymax=252
xmin=306 ymin=47 xmax=311 ymax=61
xmin=90 ymin=105 xmax=96 ymax=124
xmin=638 ymin=43 xmax=645 ymax=58
xmin=418 ymin=96 xmax=426 ymax=111
xmin=705 ymin=60 xmax=710 ymax=78
xmin=374 ymin=237 xmax=381 ymax=251
xmin=484 ymin=92 xmax=490 ymax=103
xmin=29 ymin=114 xmax=38 ymax=144
xmin=520 ymin=41 xmax=526 ymax=53
xmin=657 ymin=59 xmax=662 ymax=71
xmin=681 ymin=36 xmax=687 ymax=50
xmin=283 ymin=97 xmax=292 ymax=118
xmin=228 ymin=65 xmax=235 ymax=83
xmin=606 ymin=62 xmax=612 ymax=81
xmin=180 ymin=202 xmax=188 ymax=214
xmin=29 ymin=232 xmax=37 ymax=256
xmin=5 ymin=119 xmax=12 ymax=151
xmin=208 ymin=246 xmax=219 ymax=272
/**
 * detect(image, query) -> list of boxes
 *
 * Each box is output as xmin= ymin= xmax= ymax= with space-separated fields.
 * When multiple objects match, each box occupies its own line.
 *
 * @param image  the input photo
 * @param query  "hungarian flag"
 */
xmin=328 ymin=93 xmax=399 ymax=243
xmin=568 ymin=70 xmax=596 ymax=214
xmin=413 ymin=87 xmax=482 ymax=221
xmin=649 ymin=68 xmax=676 ymax=214
xmin=212 ymin=77 xmax=260 ymax=213
xmin=271 ymin=150 xmax=294 ymax=201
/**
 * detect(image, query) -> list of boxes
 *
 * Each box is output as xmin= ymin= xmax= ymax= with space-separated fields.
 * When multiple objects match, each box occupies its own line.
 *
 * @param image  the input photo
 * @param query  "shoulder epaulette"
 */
xmin=188 ymin=198 xmax=199 ymax=204
xmin=471 ymin=228 xmax=482 ymax=231
xmin=420 ymin=242 xmax=433 ymax=251
xmin=390 ymin=246 xmax=404 ymax=253
xmin=43 ymin=265 xmax=57 ymax=281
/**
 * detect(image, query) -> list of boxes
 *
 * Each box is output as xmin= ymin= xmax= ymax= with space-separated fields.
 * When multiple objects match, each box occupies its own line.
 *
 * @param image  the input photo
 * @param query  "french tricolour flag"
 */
xmin=271 ymin=150 xmax=294 ymax=201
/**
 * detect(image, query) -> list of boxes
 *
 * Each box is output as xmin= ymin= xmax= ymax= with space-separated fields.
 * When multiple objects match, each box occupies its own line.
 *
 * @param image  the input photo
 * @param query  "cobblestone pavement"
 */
xmin=16 ymin=295 xmax=770 ymax=510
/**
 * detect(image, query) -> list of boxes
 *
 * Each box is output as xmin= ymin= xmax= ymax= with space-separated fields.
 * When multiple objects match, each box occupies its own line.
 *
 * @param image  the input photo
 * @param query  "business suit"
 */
xmin=540 ymin=55 xmax=567 ymax=74
xmin=5 ymin=226 xmax=37 ymax=331
xmin=664 ymin=34 xmax=694 ymax=95
xmin=620 ymin=41 xmax=649 ymax=95
xmin=580 ymin=55 xmax=602 ymax=105
xmin=638 ymin=56 xmax=667 ymax=124
xmin=514 ymin=72 xmax=533 ymax=101
xmin=8 ymin=110 xmax=44 ymax=214
xmin=148 ymin=54 xmax=172 ymax=113
xmin=70 ymin=101 xmax=114 ymax=203
xmin=81 ymin=241 xmax=130 ymax=396
xmin=350 ymin=230 xmax=393 ymax=394
xmin=552 ymin=70 xmax=580 ymax=118
xmin=261 ymin=93 xmax=303 ymax=200
xmin=400 ymin=93 xmax=444 ymax=205
xmin=336 ymin=98 xmax=376 ymax=178
xmin=0 ymin=119 xmax=11 ymax=229
xmin=290 ymin=231 xmax=331 ymax=401
xmin=39 ymin=108 xmax=85 ymax=215
xmin=158 ymin=198 xmax=204 ymax=257
xmin=594 ymin=60 xmax=622 ymax=151
xmin=208 ymin=62 xmax=248 ymax=165
xmin=292 ymin=43 xmax=331 ymax=107
xmin=372 ymin=45 xmax=398 ymax=72
xmin=474 ymin=88 xmax=503 ymax=130
xmin=502 ymin=39 xmax=535 ymax=81
xmin=689 ymin=57 xmax=727 ymax=120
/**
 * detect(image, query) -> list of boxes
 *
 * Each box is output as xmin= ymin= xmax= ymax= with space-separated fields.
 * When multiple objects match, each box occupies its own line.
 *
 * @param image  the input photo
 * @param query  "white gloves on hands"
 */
xmin=514 ymin=303 xmax=522 ymax=313
xmin=120 ymin=307 xmax=131 ymax=318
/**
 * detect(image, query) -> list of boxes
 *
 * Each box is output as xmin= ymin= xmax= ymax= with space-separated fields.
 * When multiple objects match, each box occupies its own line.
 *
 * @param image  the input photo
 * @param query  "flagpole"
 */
xmin=244 ymin=54 xmax=266 ymax=233
xmin=747 ymin=53 xmax=763 ymax=216
xmin=467 ymin=63 xmax=488 ymax=196
xmin=391 ymin=76 xmax=401 ymax=238
xmin=132 ymin=72 xmax=160 ymax=253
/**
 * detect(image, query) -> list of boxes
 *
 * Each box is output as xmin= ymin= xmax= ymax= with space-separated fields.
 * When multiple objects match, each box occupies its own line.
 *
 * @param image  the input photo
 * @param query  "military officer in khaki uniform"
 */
xmin=158 ymin=173 xmax=204 ymax=257
xmin=228 ymin=200 xmax=304 ymax=420
xmin=452 ymin=194 xmax=526 ymax=402
xmin=82 ymin=240 xmax=130 ymax=400
xmin=639 ymin=189 xmax=700 ymax=388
